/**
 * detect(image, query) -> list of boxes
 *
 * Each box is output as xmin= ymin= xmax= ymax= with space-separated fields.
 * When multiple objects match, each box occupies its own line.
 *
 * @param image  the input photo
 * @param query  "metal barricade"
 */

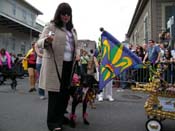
xmin=113 ymin=62 xmax=175 ymax=89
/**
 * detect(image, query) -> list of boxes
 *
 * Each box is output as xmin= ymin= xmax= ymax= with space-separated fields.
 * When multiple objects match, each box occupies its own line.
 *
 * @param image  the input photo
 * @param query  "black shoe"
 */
xmin=29 ymin=88 xmax=33 ymax=92
xmin=29 ymin=88 xmax=36 ymax=92
xmin=11 ymin=80 xmax=17 ymax=90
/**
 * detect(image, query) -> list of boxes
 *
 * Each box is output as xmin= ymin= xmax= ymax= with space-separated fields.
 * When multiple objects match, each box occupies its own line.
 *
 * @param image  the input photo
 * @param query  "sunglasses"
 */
xmin=61 ymin=11 xmax=71 ymax=16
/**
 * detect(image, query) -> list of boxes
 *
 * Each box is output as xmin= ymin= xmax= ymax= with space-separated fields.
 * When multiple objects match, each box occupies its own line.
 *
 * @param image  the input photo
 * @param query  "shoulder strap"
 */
xmin=50 ymin=45 xmax=62 ymax=84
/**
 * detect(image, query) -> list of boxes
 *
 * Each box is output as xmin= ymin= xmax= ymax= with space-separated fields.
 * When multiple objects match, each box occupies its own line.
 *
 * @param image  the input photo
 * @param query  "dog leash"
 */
xmin=50 ymin=44 xmax=62 ymax=84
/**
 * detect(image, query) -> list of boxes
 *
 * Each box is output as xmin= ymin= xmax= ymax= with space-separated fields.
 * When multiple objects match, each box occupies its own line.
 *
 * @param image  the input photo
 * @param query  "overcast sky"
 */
xmin=26 ymin=0 xmax=138 ymax=42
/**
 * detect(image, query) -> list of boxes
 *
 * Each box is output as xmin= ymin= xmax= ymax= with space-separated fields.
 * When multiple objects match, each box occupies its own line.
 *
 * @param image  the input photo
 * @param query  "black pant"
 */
xmin=47 ymin=90 xmax=70 ymax=130
xmin=47 ymin=61 xmax=73 ymax=130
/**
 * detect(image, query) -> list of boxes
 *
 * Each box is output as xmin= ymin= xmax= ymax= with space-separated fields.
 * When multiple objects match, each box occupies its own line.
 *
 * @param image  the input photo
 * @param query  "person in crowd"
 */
xmin=94 ymin=48 xmax=114 ymax=102
xmin=86 ymin=49 xmax=97 ymax=108
xmin=0 ymin=48 xmax=12 ymax=82
xmin=171 ymin=44 xmax=175 ymax=59
xmin=134 ymin=45 xmax=145 ymax=82
xmin=23 ymin=42 xmax=37 ymax=92
xmin=87 ymin=49 xmax=96 ymax=76
xmin=93 ymin=48 xmax=100 ymax=82
xmin=80 ymin=49 xmax=89 ymax=75
xmin=16 ymin=54 xmax=25 ymax=78
xmin=171 ymin=44 xmax=175 ymax=84
xmin=36 ymin=3 xmax=79 ymax=131
xmin=97 ymin=80 xmax=114 ymax=102
xmin=143 ymin=39 xmax=161 ymax=65
xmin=141 ymin=43 xmax=149 ymax=82
xmin=135 ymin=45 xmax=144 ymax=60
xmin=142 ymin=43 xmax=148 ymax=59
xmin=143 ymin=40 xmax=161 ymax=82
xmin=0 ymin=48 xmax=12 ymax=69
xmin=73 ymin=48 xmax=81 ymax=76
xmin=118 ymin=45 xmax=128 ymax=90
xmin=159 ymin=43 xmax=165 ymax=62
xmin=162 ymin=49 xmax=172 ymax=83
xmin=34 ymin=43 xmax=46 ymax=100
xmin=170 ymin=44 xmax=175 ymax=84
xmin=10 ymin=53 xmax=16 ymax=66
xmin=128 ymin=43 xmax=135 ymax=53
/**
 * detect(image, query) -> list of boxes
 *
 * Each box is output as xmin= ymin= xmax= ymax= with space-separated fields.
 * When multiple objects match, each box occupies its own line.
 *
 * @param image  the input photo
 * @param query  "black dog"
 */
xmin=69 ymin=74 xmax=98 ymax=128
xmin=0 ymin=66 xmax=17 ymax=90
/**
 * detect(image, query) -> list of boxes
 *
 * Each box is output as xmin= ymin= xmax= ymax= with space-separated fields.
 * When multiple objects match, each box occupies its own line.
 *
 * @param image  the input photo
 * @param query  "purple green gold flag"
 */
xmin=99 ymin=30 xmax=143 ymax=89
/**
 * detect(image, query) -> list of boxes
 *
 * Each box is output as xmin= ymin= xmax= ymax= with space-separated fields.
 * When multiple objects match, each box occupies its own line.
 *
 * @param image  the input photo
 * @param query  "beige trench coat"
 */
xmin=37 ymin=22 xmax=78 ymax=92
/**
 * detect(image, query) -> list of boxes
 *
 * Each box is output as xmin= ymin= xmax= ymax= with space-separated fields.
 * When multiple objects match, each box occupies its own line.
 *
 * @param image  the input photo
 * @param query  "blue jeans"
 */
xmin=36 ymin=64 xmax=45 ymax=96
xmin=38 ymin=88 xmax=45 ymax=96
xmin=120 ymin=71 xmax=127 ymax=89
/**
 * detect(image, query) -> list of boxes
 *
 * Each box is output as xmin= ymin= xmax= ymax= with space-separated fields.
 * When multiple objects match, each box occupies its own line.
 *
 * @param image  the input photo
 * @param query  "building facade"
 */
xmin=127 ymin=0 xmax=175 ymax=46
xmin=78 ymin=40 xmax=96 ymax=53
xmin=0 ymin=0 xmax=43 ymax=55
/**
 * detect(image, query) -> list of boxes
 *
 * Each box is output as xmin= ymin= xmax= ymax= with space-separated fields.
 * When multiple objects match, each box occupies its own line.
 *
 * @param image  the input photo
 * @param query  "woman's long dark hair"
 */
xmin=52 ymin=3 xmax=73 ymax=31
xmin=0 ymin=48 xmax=6 ymax=55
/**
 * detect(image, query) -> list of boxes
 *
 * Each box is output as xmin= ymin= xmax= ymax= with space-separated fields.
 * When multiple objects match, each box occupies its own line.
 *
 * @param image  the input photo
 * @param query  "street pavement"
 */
xmin=0 ymin=77 xmax=174 ymax=131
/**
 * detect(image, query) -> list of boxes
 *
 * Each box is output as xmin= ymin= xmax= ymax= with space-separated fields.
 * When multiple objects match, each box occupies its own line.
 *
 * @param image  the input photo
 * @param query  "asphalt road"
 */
xmin=0 ymin=78 xmax=174 ymax=131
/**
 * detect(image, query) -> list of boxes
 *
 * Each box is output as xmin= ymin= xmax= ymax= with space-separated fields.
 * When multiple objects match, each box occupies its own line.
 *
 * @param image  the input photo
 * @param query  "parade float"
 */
xmin=132 ymin=63 xmax=175 ymax=131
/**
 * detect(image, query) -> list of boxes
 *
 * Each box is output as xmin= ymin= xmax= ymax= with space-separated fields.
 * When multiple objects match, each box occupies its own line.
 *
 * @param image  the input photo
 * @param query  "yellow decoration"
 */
xmin=132 ymin=64 xmax=175 ymax=120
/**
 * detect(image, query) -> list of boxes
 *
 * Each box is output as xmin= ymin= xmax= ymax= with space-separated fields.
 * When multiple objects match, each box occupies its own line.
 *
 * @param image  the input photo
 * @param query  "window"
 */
xmin=165 ymin=5 xmax=175 ymax=29
xmin=12 ymin=3 xmax=16 ymax=16
xmin=30 ymin=13 xmax=34 ymax=25
xmin=22 ymin=9 xmax=27 ymax=20
xmin=162 ymin=3 xmax=175 ymax=31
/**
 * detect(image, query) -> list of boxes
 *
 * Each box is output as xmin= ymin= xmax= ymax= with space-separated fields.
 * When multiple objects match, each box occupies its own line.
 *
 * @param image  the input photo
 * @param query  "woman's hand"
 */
xmin=45 ymin=31 xmax=55 ymax=43
xmin=45 ymin=35 xmax=54 ymax=43
xmin=44 ymin=32 xmax=55 ymax=48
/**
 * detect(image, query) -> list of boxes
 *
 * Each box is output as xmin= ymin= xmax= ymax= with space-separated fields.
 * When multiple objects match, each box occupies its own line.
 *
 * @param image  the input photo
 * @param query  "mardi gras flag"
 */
xmin=99 ymin=30 xmax=143 ymax=89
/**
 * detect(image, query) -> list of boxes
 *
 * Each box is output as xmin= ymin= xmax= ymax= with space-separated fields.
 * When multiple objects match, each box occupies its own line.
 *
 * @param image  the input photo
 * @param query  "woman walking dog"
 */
xmin=37 ymin=3 xmax=79 ymax=131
